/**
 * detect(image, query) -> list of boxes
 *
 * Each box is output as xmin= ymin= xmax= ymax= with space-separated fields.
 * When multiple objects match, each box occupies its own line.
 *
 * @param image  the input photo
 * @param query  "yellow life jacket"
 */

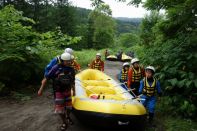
xmin=143 ymin=77 xmax=157 ymax=97
xmin=121 ymin=69 xmax=128 ymax=81
xmin=132 ymin=66 xmax=143 ymax=82
xmin=93 ymin=60 xmax=102 ymax=71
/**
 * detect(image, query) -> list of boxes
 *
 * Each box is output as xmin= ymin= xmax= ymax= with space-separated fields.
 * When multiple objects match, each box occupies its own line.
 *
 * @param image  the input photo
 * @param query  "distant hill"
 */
xmin=115 ymin=17 xmax=142 ymax=23
xmin=115 ymin=17 xmax=142 ymax=34
xmin=74 ymin=8 xmax=142 ymax=34
xmin=74 ymin=7 xmax=91 ymax=24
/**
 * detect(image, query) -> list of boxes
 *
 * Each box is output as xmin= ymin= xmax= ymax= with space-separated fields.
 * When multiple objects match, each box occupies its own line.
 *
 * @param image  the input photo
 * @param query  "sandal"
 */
xmin=60 ymin=123 xmax=68 ymax=131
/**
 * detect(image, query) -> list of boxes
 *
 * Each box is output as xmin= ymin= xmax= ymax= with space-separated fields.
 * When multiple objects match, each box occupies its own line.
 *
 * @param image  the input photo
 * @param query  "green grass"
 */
xmin=145 ymin=102 xmax=197 ymax=131
xmin=74 ymin=49 xmax=105 ymax=68
xmin=164 ymin=116 xmax=197 ymax=131
xmin=40 ymin=48 xmax=106 ymax=68
xmin=145 ymin=113 xmax=197 ymax=131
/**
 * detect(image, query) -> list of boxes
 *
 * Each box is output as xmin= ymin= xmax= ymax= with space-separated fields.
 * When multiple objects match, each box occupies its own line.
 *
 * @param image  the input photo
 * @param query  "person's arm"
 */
xmin=127 ymin=68 xmax=133 ymax=88
xmin=44 ymin=58 xmax=57 ymax=77
xmin=118 ymin=71 xmax=122 ymax=82
xmin=39 ymin=58 xmax=57 ymax=96
xmin=101 ymin=61 xmax=104 ymax=71
xmin=156 ymin=81 xmax=162 ymax=97
xmin=38 ymin=65 xmax=57 ymax=96
xmin=38 ymin=78 xmax=47 ymax=96
xmin=77 ymin=63 xmax=81 ymax=70
xmin=141 ymin=66 xmax=146 ymax=77
xmin=138 ymin=80 xmax=144 ymax=95
xmin=70 ymin=67 xmax=76 ymax=96
xmin=90 ymin=60 xmax=94 ymax=69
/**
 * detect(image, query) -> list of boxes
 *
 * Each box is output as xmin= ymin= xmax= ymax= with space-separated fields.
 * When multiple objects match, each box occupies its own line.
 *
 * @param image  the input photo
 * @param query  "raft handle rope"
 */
xmin=76 ymin=79 xmax=126 ymax=100
xmin=76 ymin=79 xmax=145 ymax=103
xmin=76 ymin=79 xmax=112 ymax=100
xmin=76 ymin=79 xmax=125 ymax=96
xmin=121 ymin=82 xmax=137 ymax=97
xmin=120 ymin=82 xmax=145 ymax=105
xmin=75 ymin=79 xmax=98 ymax=95
xmin=76 ymin=78 xmax=129 ymax=96
xmin=76 ymin=78 xmax=140 ymax=101
xmin=122 ymin=96 xmax=145 ymax=106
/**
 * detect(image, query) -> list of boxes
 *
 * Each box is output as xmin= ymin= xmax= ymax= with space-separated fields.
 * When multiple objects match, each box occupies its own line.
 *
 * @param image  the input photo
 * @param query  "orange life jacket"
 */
xmin=71 ymin=61 xmax=78 ymax=71
xmin=131 ymin=66 xmax=143 ymax=82
xmin=93 ymin=60 xmax=102 ymax=71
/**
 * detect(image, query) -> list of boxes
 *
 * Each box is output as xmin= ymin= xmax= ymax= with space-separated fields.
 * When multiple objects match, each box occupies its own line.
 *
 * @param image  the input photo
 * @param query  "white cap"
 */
xmin=131 ymin=58 xmax=139 ymax=64
xmin=64 ymin=48 xmax=73 ymax=55
xmin=96 ymin=53 xmax=101 ymax=56
xmin=123 ymin=62 xmax=130 ymax=67
xmin=61 ymin=53 xmax=71 ymax=61
xmin=145 ymin=66 xmax=155 ymax=73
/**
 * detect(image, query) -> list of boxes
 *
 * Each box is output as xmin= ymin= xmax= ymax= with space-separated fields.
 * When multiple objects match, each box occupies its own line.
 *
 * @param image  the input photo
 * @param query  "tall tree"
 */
xmin=0 ymin=0 xmax=78 ymax=34
xmin=139 ymin=11 xmax=163 ymax=45
xmin=87 ymin=0 xmax=116 ymax=49
xmin=54 ymin=1 xmax=77 ymax=35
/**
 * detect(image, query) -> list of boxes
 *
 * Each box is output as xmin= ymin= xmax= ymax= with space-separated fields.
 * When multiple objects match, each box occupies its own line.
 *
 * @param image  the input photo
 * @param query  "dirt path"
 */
xmin=0 ymin=61 xmax=123 ymax=131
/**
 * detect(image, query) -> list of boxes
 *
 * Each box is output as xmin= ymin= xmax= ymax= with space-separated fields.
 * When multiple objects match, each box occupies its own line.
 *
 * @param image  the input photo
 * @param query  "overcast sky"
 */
xmin=69 ymin=0 xmax=149 ymax=18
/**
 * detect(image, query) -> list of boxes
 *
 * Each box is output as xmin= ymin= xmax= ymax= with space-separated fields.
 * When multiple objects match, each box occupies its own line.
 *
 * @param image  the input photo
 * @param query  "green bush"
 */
xmin=133 ymin=23 xmax=197 ymax=118
xmin=0 ymin=6 xmax=81 ymax=95
xmin=0 ymin=5 xmax=42 ymax=90
xmin=118 ymin=33 xmax=140 ymax=48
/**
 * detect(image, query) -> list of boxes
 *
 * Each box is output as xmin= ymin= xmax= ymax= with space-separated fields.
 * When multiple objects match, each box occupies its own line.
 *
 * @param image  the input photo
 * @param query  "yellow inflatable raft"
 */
xmin=106 ymin=55 xmax=118 ymax=61
xmin=73 ymin=69 xmax=146 ymax=127
xmin=121 ymin=53 xmax=132 ymax=62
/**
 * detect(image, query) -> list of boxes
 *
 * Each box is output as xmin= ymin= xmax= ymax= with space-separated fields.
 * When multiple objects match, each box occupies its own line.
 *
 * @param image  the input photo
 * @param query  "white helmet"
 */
xmin=64 ymin=48 xmax=73 ymax=55
xmin=71 ymin=55 xmax=74 ymax=60
xmin=131 ymin=58 xmax=139 ymax=64
xmin=146 ymin=66 xmax=155 ymax=73
xmin=123 ymin=62 xmax=130 ymax=67
xmin=61 ymin=53 xmax=71 ymax=61
xmin=96 ymin=53 xmax=101 ymax=57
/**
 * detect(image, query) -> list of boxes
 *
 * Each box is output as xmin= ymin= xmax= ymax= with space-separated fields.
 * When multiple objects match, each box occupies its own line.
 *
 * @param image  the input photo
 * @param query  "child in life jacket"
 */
xmin=139 ymin=66 xmax=162 ymax=124
xmin=118 ymin=62 xmax=130 ymax=90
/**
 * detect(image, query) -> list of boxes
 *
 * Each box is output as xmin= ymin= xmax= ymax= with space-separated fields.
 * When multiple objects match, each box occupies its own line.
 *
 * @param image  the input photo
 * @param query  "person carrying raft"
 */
xmin=118 ymin=62 xmax=130 ymax=90
xmin=38 ymin=53 xmax=75 ymax=131
xmin=139 ymin=66 xmax=162 ymax=125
